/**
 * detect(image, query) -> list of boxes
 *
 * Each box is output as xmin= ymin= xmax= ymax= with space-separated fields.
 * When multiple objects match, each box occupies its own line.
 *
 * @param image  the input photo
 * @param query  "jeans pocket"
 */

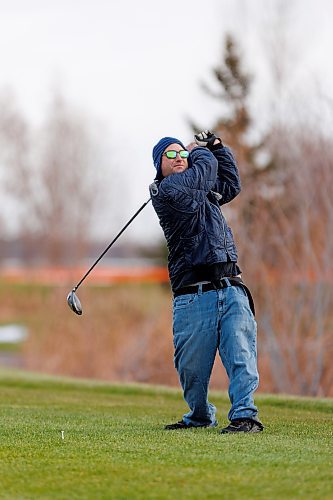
xmin=232 ymin=284 xmax=256 ymax=317
xmin=173 ymin=293 xmax=197 ymax=309
xmin=233 ymin=285 xmax=247 ymax=299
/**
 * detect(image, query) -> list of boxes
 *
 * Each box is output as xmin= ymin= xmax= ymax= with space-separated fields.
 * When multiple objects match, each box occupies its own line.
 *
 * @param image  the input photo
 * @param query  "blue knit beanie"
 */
xmin=152 ymin=137 xmax=186 ymax=179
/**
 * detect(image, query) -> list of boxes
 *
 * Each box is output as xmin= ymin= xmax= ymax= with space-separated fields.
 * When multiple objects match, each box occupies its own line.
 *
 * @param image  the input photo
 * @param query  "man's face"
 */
xmin=161 ymin=143 xmax=189 ymax=177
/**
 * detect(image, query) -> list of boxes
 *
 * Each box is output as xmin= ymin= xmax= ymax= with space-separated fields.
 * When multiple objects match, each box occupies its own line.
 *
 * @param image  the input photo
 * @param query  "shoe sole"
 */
xmin=165 ymin=421 xmax=218 ymax=430
xmin=220 ymin=428 xmax=263 ymax=434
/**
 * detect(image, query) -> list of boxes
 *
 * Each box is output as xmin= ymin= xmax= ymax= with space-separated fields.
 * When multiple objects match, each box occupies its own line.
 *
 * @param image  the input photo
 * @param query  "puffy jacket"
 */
xmin=150 ymin=145 xmax=241 ymax=289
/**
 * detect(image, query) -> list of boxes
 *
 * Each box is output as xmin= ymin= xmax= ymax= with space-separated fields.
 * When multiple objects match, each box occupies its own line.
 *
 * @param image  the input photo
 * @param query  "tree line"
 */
xmin=0 ymin=91 xmax=104 ymax=265
xmin=197 ymin=34 xmax=333 ymax=396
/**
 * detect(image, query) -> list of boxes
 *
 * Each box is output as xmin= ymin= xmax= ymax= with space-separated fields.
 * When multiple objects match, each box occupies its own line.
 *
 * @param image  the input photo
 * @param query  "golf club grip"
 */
xmin=74 ymin=198 xmax=152 ymax=291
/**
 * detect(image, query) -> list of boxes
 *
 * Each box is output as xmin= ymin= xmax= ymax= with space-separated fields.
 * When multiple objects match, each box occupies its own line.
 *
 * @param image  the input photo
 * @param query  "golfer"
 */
xmin=150 ymin=131 xmax=263 ymax=433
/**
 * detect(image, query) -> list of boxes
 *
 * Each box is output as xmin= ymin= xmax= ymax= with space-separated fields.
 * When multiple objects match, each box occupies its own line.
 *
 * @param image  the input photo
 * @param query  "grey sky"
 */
xmin=1 ymin=0 xmax=332 ymax=244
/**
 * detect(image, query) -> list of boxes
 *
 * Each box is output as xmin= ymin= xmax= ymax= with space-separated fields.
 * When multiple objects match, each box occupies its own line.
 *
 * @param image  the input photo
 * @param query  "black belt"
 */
xmin=173 ymin=276 xmax=255 ymax=316
xmin=173 ymin=277 xmax=243 ymax=297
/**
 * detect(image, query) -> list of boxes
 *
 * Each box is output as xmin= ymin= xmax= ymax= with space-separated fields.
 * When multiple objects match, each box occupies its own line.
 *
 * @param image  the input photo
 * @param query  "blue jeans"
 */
xmin=172 ymin=281 xmax=259 ymax=426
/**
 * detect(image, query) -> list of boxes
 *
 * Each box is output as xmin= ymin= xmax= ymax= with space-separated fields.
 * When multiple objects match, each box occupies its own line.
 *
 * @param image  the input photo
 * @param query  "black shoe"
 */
xmin=165 ymin=420 xmax=218 ymax=430
xmin=220 ymin=418 xmax=264 ymax=434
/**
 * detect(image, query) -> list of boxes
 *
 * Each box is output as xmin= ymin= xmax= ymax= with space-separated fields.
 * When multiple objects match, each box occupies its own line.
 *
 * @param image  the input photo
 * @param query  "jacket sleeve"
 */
xmin=157 ymin=147 xmax=218 ymax=212
xmin=211 ymin=145 xmax=241 ymax=205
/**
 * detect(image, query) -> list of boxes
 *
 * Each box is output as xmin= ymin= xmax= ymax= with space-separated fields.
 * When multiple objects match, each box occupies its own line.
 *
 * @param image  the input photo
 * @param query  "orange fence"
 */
xmin=2 ymin=266 xmax=330 ymax=287
xmin=0 ymin=266 xmax=170 ymax=286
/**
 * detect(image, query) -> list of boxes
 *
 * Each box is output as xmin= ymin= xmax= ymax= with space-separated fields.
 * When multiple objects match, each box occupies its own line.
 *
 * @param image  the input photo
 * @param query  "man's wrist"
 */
xmin=210 ymin=140 xmax=224 ymax=151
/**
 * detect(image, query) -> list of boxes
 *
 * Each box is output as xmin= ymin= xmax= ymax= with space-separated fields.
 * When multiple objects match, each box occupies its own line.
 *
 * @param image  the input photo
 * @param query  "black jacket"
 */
xmin=150 ymin=145 xmax=241 ymax=291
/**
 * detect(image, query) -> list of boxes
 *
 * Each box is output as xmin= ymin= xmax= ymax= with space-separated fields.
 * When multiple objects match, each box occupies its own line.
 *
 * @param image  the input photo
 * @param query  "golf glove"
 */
xmin=194 ymin=130 xmax=221 ymax=150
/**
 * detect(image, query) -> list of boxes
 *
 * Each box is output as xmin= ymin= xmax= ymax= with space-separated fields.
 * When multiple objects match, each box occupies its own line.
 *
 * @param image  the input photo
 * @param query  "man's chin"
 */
xmin=173 ymin=166 xmax=186 ymax=173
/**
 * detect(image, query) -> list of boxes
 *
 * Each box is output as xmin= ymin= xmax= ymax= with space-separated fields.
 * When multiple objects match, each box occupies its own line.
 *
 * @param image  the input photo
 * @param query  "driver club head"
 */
xmin=67 ymin=290 xmax=83 ymax=315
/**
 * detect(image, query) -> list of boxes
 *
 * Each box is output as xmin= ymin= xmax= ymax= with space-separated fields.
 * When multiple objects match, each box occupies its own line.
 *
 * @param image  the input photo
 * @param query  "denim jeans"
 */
xmin=172 ymin=281 xmax=259 ymax=426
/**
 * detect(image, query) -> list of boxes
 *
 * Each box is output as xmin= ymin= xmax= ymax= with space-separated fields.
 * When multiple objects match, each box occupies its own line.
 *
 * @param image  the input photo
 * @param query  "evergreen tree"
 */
xmin=193 ymin=34 xmax=279 ymax=225
xmin=201 ymin=33 xmax=253 ymax=174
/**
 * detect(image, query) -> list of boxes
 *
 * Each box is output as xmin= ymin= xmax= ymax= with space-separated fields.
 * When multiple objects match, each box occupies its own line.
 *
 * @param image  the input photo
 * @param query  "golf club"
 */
xmin=67 ymin=198 xmax=152 ymax=315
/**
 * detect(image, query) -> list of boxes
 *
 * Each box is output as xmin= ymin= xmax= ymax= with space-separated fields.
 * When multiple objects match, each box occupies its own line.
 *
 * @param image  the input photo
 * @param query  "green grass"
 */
xmin=0 ymin=370 xmax=332 ymax=499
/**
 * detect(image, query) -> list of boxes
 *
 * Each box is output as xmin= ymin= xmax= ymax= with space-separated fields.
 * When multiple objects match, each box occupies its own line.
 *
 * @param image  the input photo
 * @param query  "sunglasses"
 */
xmin=163 ymin=150 xmax=189 ymax=159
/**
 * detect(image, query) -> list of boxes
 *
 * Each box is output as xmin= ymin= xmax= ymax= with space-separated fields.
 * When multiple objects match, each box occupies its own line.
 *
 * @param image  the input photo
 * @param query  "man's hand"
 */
xmin=194 ymin=130 xmax=222 ymax=149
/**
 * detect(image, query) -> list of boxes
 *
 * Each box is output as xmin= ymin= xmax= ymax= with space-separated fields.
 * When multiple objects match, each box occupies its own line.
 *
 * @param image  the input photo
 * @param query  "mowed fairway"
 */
xmin=0 ymin=370 xmax=332 ymax=499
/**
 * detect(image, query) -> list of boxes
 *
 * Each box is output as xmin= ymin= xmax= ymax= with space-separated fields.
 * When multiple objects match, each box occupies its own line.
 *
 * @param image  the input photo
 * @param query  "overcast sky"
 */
xmin=1 ymin=0 xmax=333 ymax=244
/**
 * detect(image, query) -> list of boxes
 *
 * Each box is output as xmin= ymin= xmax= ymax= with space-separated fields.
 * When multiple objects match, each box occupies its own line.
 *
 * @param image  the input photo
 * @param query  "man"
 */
xmin=150 ymin=130 xmax=263 ymax=434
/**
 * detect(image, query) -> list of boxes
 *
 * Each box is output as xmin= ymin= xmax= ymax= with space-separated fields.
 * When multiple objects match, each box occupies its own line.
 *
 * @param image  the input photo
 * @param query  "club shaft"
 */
xmin=73 ymin=198 xmax=151 ymax=291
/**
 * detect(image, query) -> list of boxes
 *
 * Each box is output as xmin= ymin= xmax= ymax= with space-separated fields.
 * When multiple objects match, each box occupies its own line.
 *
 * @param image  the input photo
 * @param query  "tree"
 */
xmin=0 ymin=90 xmax=104 ymax=265
xmin=199 ymin=34 xmax=252 ymax=168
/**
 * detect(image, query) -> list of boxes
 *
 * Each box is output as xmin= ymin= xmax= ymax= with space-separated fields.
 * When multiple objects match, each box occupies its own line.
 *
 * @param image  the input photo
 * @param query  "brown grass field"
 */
xmin=0 ymin=277 xmax=332 ymax=397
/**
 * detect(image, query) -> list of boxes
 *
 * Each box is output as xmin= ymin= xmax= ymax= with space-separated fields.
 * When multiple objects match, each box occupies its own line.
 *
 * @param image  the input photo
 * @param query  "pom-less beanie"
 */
xmin=152 ymin=137 xmax=186 ymax=179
